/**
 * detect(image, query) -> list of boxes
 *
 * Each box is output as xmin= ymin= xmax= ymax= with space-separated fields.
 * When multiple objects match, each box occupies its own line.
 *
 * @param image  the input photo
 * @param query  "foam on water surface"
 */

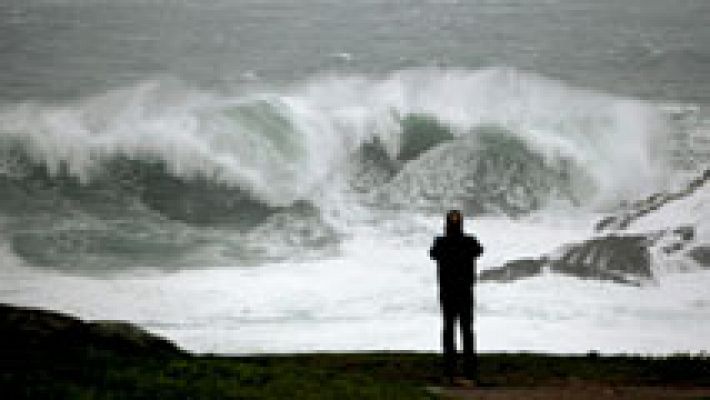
xmin=2 ymin=215 xmax=709 ymax=354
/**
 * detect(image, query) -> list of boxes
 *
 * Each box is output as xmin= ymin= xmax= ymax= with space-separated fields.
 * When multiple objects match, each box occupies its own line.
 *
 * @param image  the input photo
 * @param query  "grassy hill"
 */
xmin=2 ymin=303 xmax=710 ymax=399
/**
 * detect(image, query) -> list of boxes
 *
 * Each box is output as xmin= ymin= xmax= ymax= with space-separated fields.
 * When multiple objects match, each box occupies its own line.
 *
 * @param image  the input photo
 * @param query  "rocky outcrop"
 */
xmin=0 ymin=303 xmax=182 ymax=359
xmin=479 ymin=235 xmax=652 ymax=286
xmin=481 ymin=168 xmax=710 ymax=286
xmin=549 ymin=235 xmax=651 ymax=285
xmin=478 ymin=258 xmax=547 ymax=282
xmin=688 ymin=246 xmax=710 ymax=267
xmin=595 ymin=169 xmax=710 ymax=232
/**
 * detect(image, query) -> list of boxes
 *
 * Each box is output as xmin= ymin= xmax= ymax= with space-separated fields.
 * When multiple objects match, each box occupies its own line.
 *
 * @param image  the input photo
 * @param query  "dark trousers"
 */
xmin=440 ymin=289 xmax=476 ymax=379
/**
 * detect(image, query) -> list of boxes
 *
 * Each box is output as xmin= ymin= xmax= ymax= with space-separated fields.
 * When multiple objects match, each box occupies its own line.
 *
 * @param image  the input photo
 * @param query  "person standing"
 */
xmin=430 ymin=210 xmax=484 ymax=383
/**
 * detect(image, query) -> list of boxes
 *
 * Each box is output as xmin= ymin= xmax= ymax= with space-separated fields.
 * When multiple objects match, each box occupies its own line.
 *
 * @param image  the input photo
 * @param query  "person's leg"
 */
xmin=442 ymin=304 xmax=456 ymax=380
xmin=460 ymin=292 xmax=476 ymax=381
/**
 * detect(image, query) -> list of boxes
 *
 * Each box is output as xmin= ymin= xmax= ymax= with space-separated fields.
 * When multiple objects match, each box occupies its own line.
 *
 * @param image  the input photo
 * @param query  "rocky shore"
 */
xmin=480 ymin=169 xmax=710 ymax=285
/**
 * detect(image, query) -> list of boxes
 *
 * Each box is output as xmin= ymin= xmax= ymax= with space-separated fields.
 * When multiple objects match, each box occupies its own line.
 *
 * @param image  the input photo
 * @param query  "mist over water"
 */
xmin=1 ymin=0 xmax=709 ymax=353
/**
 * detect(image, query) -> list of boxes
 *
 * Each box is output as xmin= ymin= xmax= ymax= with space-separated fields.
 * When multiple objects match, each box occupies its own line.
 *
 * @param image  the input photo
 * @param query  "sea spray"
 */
xmin=0 ymin=68 xmax=679 ymax=270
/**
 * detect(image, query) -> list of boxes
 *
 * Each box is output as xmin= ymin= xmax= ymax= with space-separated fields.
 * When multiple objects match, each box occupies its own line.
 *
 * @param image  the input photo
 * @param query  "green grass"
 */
xmin=2 ymin=304 xmax=710 ymax=399
xmin=4 ymin=351 xmax=710 ymax=399
xmin=3 ymin=351 xmax=435 ymax=399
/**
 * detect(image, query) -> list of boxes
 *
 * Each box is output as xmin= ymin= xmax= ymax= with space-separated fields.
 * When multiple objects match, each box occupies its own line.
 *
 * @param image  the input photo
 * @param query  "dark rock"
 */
xmin=485 ymin=168 xmax=708 ymax=285
xmin=662 ymin=242 xmax=685 ymax=255
xmin=595 ymin=169 xmax=709 ymax=233
xmin=480 ymin=235 xmax=652 ymax=286
xmin=688 ymin=246 xmax=710 ymax=267
xmin=673 ymin=226 xmax=695 ymax=242
xmin=594 ymin=216 xmax=617 ymax=232
xmin=0 ymin=303 xmax=182 ymax=359
xmin=479 ymin=258 xmax=546 ymax=282
xmin=658 ymin=226 xmax=695 ymax=255
xmin=594 ymin=194 xmax=671 ymax=232
xmin=550 ymin=235 xmax=651 ymax=285
xmin=85 ymin=320 xmax=182 ymax=355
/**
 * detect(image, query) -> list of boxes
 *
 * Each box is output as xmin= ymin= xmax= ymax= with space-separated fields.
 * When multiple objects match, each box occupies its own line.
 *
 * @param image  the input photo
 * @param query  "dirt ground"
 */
xmin=427 ymin=385 xmax=710 ymax=399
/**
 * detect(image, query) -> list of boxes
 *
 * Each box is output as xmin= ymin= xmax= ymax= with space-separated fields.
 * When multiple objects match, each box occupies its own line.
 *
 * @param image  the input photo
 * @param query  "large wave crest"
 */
xmin=0 ymin=68 xmax=675 ymax=270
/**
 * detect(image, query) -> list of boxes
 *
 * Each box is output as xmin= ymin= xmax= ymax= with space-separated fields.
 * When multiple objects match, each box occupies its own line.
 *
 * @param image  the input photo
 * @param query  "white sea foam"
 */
xmin=2 ymin=215 xmax=709 ymax=355
xmin=0 ymin=68 xmax=672 ymax=209
xmin=0 ymin=68 xmax=705 ymax=355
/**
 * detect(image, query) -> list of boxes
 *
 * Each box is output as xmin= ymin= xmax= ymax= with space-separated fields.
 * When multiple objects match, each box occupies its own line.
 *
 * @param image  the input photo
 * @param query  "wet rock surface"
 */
xmin=688 ymin=246 xmax=710 ymax=267
xmin=549 ymin=235 xmax=651 ymax=285
xmin=482 ymin=169 xmax=709 ymax=286
xmin=595 ymin=169 xmax=709 ymax=232
xmin=479 ymin=258 xmax=546 ymax=282
xmin=479 ymin=235 xmax=652 ymax=286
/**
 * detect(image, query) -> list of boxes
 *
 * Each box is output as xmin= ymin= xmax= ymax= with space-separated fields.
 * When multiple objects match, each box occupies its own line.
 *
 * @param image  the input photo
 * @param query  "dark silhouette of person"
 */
xmin=430 ymin=210 xmax=484 ymax=383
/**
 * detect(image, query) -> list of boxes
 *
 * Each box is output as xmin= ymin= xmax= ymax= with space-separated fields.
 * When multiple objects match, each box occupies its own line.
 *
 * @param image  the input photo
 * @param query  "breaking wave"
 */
xmin=0 ymin=68 xmax=678 ymax=270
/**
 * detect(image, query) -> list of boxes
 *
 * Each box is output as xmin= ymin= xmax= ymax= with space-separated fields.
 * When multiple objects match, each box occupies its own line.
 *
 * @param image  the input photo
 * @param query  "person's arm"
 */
xmin=430 ymin=237 xmax=442 ymax=261
xmin=473 ymin=238 xmax=483 ymax=258
xmin=470 ymin=237 xmax=483 ymax=284
xmin=467 ymin=236 xmax=483 ymax=259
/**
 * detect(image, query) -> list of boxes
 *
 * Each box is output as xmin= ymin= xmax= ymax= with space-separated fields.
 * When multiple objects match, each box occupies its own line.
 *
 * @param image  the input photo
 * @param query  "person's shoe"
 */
xmin=453 ymin=377 xmax=477 ymax=387
xmin=463 ymin=370 xmax=478 ymax=385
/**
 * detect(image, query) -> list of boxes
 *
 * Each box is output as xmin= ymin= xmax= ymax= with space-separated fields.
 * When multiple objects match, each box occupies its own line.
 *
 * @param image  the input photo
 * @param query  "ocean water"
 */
xmin=1 ymin=0 xmax=709 ymax=354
